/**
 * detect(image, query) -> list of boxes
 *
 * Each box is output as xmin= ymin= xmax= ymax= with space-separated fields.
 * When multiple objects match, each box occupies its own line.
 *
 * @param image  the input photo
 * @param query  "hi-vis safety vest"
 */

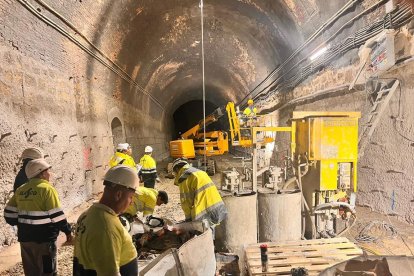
xmin=109 ymin=152 xmax=137 ymax=170
xmin=175 ymin=165 xmax=227 ymax=225
xmin=139 ymin=154 xmax=157 ymax=180
xmin=4 ymin=178 xmax=71 ymax=242
xmin=124 ymin=187 xmax=158 ymax=216
xmin=243 ymin=106 xmax=258 ymax=116
xmin=73 ymin=203 xmax=137 ymax=275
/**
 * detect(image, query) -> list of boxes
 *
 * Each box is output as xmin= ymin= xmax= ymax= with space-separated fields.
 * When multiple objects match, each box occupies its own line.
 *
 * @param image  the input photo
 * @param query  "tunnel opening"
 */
xmin=172 ymin=100 xmax=227 ymax=140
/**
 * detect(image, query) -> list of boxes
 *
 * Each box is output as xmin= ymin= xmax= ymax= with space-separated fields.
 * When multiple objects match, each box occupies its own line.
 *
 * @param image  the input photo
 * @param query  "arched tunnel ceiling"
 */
xmin=87 ymin=0 xmax=305 ymax=118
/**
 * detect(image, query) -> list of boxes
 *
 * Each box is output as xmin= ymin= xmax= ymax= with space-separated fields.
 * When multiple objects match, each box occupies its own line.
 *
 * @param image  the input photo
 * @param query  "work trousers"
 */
xmin=143 ymin=179 xmax=155 ymax=189
xmin=20 ymin=241 xmax=57 ymax=276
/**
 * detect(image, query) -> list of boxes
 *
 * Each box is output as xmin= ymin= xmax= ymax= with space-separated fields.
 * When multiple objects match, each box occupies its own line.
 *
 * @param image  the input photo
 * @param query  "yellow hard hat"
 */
xmin=247 ymin=99 xmax=254 ymax=105
xmin=21 ymin=147 xmax=44 ymax=160
xmin=25 ymin=159 xmax=51 ymax=179
xmin=104 ymin=165 xmax=139 ymax=191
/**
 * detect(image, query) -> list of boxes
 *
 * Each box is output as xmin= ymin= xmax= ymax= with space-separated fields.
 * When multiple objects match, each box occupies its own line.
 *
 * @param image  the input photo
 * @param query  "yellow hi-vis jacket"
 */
xmin=4 ymin=178 xmax=71 ymax=242
xmin=124 ymin=187 xmax=158 ymax=216
xmin=73 ymin=203 xmax=137 ymax=275
xmin=243 ymin=106 xmax=258 ymax=116
xmin=139 ymin=154 xmax=157 ymax=180
xmin=175 ymin=165 xmax=227 ymax=225
xmin=109 ymin=152 xmax=137 ymax=170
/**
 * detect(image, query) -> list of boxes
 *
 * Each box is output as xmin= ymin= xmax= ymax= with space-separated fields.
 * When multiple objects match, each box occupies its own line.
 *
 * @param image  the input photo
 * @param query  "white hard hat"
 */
xmin=116 ymin=143 xmax=130 ymax=151
xmin=21 ymin=147 xmax=44 ymax=160
xmin=172 ymin=158 xmax=189 ymax=171
xmin=103 ymin=165 xmax=139 ymax=191
xmin=144 ymin=146 xmax=153 ymax=153
xmin=25 ymin=159 xmax=51 ymax=179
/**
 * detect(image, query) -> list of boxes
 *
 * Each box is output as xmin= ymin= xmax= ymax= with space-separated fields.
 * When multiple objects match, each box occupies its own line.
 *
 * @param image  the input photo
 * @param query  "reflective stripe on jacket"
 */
xmin=139 ymin=154 xmax=157 ymax=180
xmin=124 ymin=187 xmax=158 ymax=216
xmin=243 ymin=106 xmax=258 ymax=116
xmin=175 ymin=165 xmax=227 ymax=224
xmin=73 ymin=203 xmax=137 ymax=275
xmin=4 ymin=178 xmax=71 ymax=242
xmin=109 ymin=152 xmax=137 ymax=170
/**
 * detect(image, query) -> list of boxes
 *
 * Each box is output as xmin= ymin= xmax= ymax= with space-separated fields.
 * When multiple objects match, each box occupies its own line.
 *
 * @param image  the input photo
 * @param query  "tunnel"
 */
xmin=1 ymin=0 xmax=414 ymax=273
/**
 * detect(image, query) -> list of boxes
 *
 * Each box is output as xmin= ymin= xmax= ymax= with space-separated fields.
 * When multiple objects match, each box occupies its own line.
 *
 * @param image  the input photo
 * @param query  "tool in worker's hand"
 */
xmin=146 ymin=215 xmax=165 ymax=228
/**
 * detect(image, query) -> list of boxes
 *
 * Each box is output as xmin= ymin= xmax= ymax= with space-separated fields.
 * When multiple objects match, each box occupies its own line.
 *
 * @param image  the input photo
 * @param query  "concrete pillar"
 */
xmin=257 ymin=189 xmax=301 ymax=242
xmin=215 ymin=193 xmax=257 ymax=252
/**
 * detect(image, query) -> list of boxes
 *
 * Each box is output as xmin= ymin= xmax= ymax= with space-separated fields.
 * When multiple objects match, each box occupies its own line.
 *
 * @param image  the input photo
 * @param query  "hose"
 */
xmin=338 ymin=213 xmax=357 ymax=237
xmin=282 ymin=176 xmax=299 ymax=189
xmin=297 ymin=162 xmax=317 ymax=239
xmin=314 ymin=202 xmax=356 ymax=214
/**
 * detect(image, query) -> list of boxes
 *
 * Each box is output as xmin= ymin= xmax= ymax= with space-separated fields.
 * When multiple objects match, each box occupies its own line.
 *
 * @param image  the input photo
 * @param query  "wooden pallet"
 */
xmin=245 ymin=237 xmax=362 ymax=276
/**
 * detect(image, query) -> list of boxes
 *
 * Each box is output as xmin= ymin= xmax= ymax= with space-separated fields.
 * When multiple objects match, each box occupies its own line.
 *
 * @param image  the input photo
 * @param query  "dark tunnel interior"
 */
xmin=172 ymin=100 xmax=226 ymax=139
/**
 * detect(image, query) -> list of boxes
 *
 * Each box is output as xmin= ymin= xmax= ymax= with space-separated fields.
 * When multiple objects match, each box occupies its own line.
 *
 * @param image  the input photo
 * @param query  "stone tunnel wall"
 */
xmin=0 ymin=0 xmax=169 ymax=247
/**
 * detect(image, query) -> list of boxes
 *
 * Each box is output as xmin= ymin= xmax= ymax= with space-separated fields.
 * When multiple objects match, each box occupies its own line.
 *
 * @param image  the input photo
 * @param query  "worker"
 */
xmin=73 ymin=165 xmax=139 ymax=275
xmin=122 ymin=187 xmax=168 ymax=221
xmin=4 ymin=158 xmax=73 ymax=276
xmin=109 ymin=143 xmax=137 ymax=170
xmin=243 ymin=99 xmax=258 ymax=117
xmin=139 ymin=145 xmax=160 ymax=188
xmin=13 ymin=147 xmax=44 ymax=192
xmin=172 ymin=158 xmax=227 ymax=230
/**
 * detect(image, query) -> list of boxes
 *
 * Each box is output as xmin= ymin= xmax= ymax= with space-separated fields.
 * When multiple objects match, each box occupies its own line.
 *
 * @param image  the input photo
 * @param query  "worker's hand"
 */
xmin=64 ymin=233 xmax=74 ymax=245
xmin=156 ymin=177 xmax=161 ymax=183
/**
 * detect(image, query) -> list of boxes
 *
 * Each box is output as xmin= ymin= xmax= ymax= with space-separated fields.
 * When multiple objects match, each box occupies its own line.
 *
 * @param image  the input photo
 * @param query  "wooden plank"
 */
xmin=246 ymin=249 xmax=363 ymax=260
xmin=245 ymin=237 xmax=349 ymax=249
xmin=250 ymin=264 xmax=332 ymax=274
xmin=248 ymin=256 xmax=354 ymax=266
xmin=245 ymin=238 xmax=362 ymax=276
xmin=245 ymin=242 xmax=359 ymax=253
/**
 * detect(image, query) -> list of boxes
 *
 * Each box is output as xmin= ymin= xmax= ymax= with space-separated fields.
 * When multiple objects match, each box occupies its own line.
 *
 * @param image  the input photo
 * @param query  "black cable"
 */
xmin=255 ymin=3 xmax=413 ymax=103
xmin=16 ymin=0 xmax=165 ymax=110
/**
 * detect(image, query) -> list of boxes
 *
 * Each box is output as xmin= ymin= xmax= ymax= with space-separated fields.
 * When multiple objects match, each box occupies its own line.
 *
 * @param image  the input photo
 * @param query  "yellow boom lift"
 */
xmin=169 ymin=106 xmax=229 ymax=175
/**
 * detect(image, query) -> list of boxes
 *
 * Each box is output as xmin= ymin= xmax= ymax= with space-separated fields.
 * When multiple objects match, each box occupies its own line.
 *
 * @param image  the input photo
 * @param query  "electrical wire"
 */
xmin=17 ymin=0 xmax=165 ymax=110
xmin=257 ymin=0 xmax=389 ymax=99
xmin=241 ymin=0 xmax=361 ymax=105
xmin=255 ymin=2 xmax=413 ymax=105
xmin=200 ymin=0 xmax=207 ymax=167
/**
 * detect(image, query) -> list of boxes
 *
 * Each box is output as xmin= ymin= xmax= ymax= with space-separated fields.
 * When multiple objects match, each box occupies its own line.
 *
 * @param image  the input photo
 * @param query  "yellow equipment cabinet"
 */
xmin=292 ymin=111 xmax=360 ymax=192
xmin=170 ymin=139 xmax=196 ymax=159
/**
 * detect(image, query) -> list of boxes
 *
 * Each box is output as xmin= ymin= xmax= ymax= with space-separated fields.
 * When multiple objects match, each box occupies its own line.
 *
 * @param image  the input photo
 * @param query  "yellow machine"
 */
xmin=291 ymin=112 xmax=360 ymax=238
xmin=169 ymin=106 xmax=229 ymax=159
xmin=222 ymin=102 xmax=360 ymax=238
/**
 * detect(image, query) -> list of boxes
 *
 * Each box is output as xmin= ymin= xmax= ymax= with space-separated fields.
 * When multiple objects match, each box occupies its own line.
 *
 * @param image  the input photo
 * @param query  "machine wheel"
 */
xmin=206 ymin=159 xmax=216 ymax=176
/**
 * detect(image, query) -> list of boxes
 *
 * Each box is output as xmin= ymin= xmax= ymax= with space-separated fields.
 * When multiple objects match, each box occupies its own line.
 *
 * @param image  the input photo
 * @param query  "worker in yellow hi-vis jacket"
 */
xmin=139 ymin=146 xmax=160 ymax=188
xmin=123 ymin=187 xmax=168 ymax=220
xmin=73 ymin=165 xmax=139 ymax=275
xmin=109 ymin=143 xmax=137 ymax=170
xmin=4 ymin=159 xmax=72 ymax=275
xmin=171 ymin=158 xmax=227 ymax=231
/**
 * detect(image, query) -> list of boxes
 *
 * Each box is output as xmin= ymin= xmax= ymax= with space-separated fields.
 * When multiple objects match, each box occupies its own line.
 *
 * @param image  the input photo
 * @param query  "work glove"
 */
xmin=156 ymin=177 xmax=161 ymax=183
